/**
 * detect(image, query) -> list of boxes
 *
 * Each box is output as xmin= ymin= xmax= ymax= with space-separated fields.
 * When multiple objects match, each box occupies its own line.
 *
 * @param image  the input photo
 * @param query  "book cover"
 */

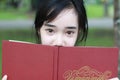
xmin=2 ymin=40 xmax=55 ymax=80
xmin=58 ymin=47 xmax=118 ymax=80
xmin=2 ymin=40 xmax=119 ymax=80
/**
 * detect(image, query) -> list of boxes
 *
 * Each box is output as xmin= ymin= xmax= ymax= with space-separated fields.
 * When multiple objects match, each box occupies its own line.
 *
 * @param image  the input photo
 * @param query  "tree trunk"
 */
xmin=114 ymin=0 xmax=120 ymax=78
xmin=104 ymin=0 xmax=109 ymax=17
xmin=30 ymin=0 xmax=49 ymax=12
xmin=114 ymin=0 xmax=120 ymax=47
xmin=30 ymin=0 xmax=35 ymax=11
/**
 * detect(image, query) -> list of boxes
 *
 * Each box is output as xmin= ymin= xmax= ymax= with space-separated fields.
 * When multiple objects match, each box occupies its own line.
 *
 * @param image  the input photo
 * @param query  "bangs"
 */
xmin=46 ymin=0 xmax=73 ymax=22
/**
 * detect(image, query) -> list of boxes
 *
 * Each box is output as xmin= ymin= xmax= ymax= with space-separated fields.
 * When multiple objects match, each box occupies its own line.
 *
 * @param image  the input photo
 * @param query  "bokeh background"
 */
xmin=0 ymin=0 xmax=120 ymax=78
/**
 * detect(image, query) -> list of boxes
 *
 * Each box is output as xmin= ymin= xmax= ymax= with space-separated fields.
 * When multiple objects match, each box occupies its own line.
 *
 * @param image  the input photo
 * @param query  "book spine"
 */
xmin=53 ymin=47 xmax=59 ymax=80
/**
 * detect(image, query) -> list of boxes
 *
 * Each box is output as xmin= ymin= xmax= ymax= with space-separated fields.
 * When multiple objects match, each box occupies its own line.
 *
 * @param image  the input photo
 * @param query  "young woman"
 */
xmin=2 ymin=0 xmax=119 ymax=80
xmin=34 ymin=0 xmax=88 ymax=46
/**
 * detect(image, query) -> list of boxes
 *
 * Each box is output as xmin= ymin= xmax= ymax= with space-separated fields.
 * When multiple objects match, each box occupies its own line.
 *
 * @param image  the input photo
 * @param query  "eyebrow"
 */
xmin=44 ymin=23 xmax=56 ymax=27
xmin=66 ymin=26 xmax=77 ymax=29
xmin=45 ymin=23 xmax=77 ymax=29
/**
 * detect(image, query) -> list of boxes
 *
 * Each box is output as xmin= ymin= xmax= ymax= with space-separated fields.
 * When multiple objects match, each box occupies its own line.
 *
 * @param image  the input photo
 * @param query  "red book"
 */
xmin=2 ymin=40 xmax=119 ymax=80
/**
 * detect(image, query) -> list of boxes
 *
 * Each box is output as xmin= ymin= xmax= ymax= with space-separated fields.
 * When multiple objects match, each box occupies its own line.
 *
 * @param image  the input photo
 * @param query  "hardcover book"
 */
xmin=2 ymin=40 xmax=119 ymax=80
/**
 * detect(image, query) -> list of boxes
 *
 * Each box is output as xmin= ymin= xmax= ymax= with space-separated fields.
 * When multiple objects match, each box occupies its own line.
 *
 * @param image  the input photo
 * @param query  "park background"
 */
xmin=0 ymin=0 xmax=120 ymax=79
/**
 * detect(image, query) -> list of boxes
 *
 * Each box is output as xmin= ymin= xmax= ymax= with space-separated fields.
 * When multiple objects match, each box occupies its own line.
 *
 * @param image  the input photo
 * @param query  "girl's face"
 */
xmin=39 ymin=8 xmax=78 ymax=46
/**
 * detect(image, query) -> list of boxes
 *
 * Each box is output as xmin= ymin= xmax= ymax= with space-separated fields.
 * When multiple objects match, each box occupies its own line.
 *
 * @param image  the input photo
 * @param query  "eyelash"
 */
xmin=45 ymin=29 xmax=75 ymax=37
xmin=45 ymin=29 xmax=55 ymax=35
xmin=65 ymin=31 xmax=75 ymax=37
xmin=45 ymin=29 xmax=54 ymax=32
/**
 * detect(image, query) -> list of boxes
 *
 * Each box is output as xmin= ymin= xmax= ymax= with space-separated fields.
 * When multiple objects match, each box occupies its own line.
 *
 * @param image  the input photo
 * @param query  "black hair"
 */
xmin=34 ymin=0 xmax=88 ymax=45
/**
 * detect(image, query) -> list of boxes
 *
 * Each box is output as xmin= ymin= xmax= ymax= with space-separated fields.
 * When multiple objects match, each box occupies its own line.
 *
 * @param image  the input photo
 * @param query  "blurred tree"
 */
xmin=31 ymin=0 xmax=37 ymax=11
xmin=114 ymin=0 xmax=120 ymax=47
xmin=6 ymin=0 xmax=22 ymax=9
xmin=11 ymin=0 xmax=21 ymax=8
xmin=0 ymin=0 xmax=4 ymax=1
xmin=114 ymin=1 xmax=120 ymax=77
xmin=102 ymin=0 xmax=109 ymax=17
xmin=96 ymin=0 xmax=102 ymax=4
xmin=30 ymin=0 xmax=49 ymax=11
xmin=30 ymin=0 xmax=43 ymax=11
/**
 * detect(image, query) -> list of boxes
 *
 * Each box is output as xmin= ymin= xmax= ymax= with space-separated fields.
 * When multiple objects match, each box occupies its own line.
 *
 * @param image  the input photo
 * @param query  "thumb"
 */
xmin=2 ymin=75 xmax=7 ymax=80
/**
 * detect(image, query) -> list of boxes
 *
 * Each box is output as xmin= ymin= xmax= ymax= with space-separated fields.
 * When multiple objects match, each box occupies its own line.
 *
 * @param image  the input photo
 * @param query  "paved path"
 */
xmin=0 ymin=18 xmax=114 ymax=29
xmin=0 ymin=19 xmax=34 ymax=29
xmin=88 ymin=18 xmax=113 ymax=28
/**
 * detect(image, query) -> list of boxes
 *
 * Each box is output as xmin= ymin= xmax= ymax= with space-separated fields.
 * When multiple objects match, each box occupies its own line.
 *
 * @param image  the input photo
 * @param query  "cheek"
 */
xmin=65 ymin=38 xmax=77 ymax=46
xmin=40 ymin=32 xmax=55 ymax=45
xmin=64 ymin=35 xmax=78 ymax=46
xmin=39 ymin=27 xmax=49 ymax=45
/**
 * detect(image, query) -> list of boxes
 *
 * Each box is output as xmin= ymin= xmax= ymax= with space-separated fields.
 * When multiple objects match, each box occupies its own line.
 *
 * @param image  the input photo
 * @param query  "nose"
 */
xmin=53 ymin=34 xmax=64 ymax=46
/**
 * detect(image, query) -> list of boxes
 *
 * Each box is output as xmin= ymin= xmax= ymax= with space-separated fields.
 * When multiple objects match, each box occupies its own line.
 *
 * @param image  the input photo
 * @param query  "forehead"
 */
xmin=47 ymin=8 xmax=78 ymax=28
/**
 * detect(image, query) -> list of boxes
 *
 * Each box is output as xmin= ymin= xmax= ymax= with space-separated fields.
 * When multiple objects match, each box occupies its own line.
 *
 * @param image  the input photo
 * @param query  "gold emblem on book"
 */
xmin=63 ymin=66 xmax=112 ymax=80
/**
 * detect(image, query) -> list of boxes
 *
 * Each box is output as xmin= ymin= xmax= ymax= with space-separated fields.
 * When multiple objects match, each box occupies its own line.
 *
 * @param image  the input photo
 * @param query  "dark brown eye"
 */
xmin=45 ymin=29 xmax=55 ymax=35
xmin=48 ymin=29 xmax=53 ymax=32
xmin=66 ymin=31 xmax=75 ymax=37
xmin=67 ymin=31 xmax=73 ymax=34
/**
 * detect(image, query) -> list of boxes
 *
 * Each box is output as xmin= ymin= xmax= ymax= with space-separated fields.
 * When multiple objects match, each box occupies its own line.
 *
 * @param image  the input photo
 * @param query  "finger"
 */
xmin=109 ymin=77 xmax=119 ymax=80
xmin=2 ymin=75 xmax=7 ymax=80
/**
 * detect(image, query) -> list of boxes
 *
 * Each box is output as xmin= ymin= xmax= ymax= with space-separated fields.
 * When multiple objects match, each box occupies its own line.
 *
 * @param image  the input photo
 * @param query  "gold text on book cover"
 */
xmin=63 ymin=66 xmax=112 ymax=80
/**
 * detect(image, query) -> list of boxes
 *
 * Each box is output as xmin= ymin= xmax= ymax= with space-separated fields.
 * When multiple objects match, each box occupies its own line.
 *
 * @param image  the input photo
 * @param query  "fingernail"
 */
xmin=4 ymin=75 xmax=7 ymax=78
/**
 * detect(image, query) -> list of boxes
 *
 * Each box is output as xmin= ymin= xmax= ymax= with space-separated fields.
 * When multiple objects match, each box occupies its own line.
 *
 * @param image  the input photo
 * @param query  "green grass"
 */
xmin=0 ymin=28 xmax=115 ymax=79
xmin=86 ymin=4 xmax=104 ymax=18
xmin=0 ymin=0 xmax=33 ymax=20
xmin=86 ymin=4 xmax=114 ymax=18
xmin=86 ymin=28 xmax=114 ymax=46
xmin=0 ymin=9 xmax=33 ymax=20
